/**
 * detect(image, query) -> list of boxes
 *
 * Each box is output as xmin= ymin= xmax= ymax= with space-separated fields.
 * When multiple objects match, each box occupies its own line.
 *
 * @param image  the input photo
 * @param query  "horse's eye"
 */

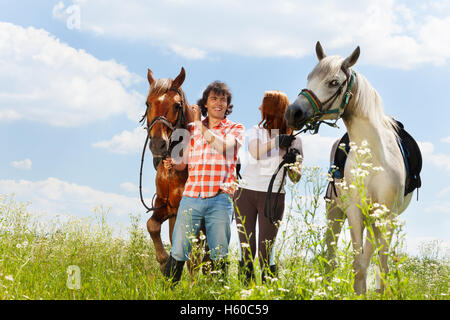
xmin=329 ymin=80 xmax=339 ymax=87
xmin=174 ymin=102 xmax=181 ymax=109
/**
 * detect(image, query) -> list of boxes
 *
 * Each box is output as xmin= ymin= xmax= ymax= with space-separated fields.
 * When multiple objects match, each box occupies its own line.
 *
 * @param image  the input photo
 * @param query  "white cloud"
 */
xmin=52 ymin=0 xmax=450 ymax=68
xmin=0 ymin=109 xmax=22 ymax=122
xmin=0 ymin=22 xmax=144 ymax=127
xmin=120 ymin=182 xmax=138 ymax=193
xmin=441 ymin=137 xmax=450 ymax=144
xmin=92 ymin=126 xmax=147 ymax=154
xmin=301 ymin=134 xmax=338 ymax=166
xmin=11 ymin=158 xmax=32 ymax=170
xmin=0 ymin=177 xmax=147 ymax=221
xmin=419 ymin=141 xmax=450 ymax=172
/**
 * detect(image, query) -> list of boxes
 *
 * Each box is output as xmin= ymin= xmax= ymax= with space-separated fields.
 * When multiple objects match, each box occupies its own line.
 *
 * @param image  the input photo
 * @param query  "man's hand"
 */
xmin=163 ymin=158 xmax=174 ymax=170
xmin=190 ymin=104 xmax=202 ymax=123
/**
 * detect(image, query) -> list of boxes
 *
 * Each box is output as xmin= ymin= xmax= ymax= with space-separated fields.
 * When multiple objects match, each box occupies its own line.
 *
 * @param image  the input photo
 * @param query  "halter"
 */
xmin=297 ymin=68 xmax=356 ymax=134
xmin=139 ymin=87 xmax=187 ymax=213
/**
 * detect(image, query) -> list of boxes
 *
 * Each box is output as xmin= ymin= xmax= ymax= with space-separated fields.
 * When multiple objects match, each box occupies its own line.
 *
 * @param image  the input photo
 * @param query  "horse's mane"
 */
xmin=351 ymin=70 xmax=399 ymax=135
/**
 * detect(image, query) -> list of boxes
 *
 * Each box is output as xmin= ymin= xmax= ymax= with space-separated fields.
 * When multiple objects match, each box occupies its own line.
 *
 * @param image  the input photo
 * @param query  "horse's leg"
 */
xmin=168 ymin=215 xmax=177 ymax=243
xmin=374 ymin=224 xmax=393 ymax=293
xmin=360 ymin=230 xmax=376 ymax=293
xmin=324 ymin=200 xmax=346 ymax=273
xmin=347 ymin=206 xmax=366 ymax=295
xmin=147 ymin=214 xmax=170 ymax=271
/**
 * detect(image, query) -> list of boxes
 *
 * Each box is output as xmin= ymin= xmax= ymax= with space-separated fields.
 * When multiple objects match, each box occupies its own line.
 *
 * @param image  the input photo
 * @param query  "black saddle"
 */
xmin=327 ymin=120 xmax=422 ymax=198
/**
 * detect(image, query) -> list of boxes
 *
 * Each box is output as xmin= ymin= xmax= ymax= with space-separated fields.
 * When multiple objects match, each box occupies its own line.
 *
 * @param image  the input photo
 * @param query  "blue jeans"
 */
xmin=171 ymin=193 xmax=234 ymax=261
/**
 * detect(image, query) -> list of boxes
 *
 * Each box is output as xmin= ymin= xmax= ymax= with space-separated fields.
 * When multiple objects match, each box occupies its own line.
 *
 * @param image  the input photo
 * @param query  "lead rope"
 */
xmin=264 ymin=133 xmax=299 ymax=224
xmin=139 ymin=129 xmax=154 ymax=212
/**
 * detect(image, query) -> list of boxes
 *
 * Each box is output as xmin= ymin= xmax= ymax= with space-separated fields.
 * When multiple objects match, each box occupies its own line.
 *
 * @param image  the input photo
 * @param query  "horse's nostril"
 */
xmin=158 ymin=140 xmax=166 ymax=150
xmin=294 ymin=109 xmax=304 ymax=123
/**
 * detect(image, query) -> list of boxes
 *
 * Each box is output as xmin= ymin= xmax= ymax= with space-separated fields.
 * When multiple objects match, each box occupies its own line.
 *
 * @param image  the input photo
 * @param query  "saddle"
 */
xmin=326 ymin=120 xmax=422 ymax=199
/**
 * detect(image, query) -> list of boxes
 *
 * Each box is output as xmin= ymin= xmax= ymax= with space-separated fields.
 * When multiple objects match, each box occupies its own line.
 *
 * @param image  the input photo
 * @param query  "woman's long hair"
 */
xmin=258 ymin=90 xmax=292 ymax=136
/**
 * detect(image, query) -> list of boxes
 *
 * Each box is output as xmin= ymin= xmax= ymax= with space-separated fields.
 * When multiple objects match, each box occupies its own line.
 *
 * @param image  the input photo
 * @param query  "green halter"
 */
xmin=299 ymin=70 xmax=356 ymax=117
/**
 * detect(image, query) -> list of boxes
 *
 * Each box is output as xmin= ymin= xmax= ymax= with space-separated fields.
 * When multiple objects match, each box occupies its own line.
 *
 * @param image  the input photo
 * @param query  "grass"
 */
xmin=0 ymin=150 xmax=449 ymax=300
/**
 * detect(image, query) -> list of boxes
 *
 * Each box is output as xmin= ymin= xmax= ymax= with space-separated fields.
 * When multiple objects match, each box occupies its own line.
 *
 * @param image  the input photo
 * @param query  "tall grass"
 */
xmin=0 ymin=152 xmax=448 ymax=299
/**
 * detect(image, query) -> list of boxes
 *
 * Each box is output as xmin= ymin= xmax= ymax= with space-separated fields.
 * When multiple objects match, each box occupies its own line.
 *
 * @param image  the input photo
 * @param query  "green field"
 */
xmin=0 ymin=166 xmax=448 ymax=300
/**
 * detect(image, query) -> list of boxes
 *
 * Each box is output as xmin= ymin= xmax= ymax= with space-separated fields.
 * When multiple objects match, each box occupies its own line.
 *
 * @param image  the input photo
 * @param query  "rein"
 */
xmin=297 ymin=69 xmax=356 ymax=134
xmin=264 ymin=139 xmax=301 ymax=224
xmin=139 ymin=87 xmax=186 ymax=213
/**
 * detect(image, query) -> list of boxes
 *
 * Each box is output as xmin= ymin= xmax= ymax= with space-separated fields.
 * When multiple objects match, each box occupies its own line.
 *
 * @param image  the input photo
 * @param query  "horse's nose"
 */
xmin=285 ymin=103 xmax=305 ymax=129
xmin=156 ymin=139 xmax=167 ymax=150
xmin=149 ymin=137 xmax=167 ymax=156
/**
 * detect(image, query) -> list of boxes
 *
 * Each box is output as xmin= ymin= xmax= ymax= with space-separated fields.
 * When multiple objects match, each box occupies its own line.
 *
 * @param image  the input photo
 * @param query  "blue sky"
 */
xmin=1 ymin=0 xmax=450 ymax=256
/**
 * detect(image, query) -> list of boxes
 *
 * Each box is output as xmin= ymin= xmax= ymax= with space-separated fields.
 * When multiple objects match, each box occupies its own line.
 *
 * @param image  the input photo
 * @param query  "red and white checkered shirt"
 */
xmin=183 ymin=117 xmax=245 ymax=198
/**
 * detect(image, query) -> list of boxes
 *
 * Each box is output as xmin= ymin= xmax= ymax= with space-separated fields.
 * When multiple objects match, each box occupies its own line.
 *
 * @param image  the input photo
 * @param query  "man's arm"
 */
xmin=197 ymin=122 xmax=237 ymax=154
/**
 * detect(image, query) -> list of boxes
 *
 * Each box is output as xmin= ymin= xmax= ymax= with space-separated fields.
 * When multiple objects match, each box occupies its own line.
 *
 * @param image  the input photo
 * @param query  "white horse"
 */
xmin=285 ymin=42 xmax=413 ymax=295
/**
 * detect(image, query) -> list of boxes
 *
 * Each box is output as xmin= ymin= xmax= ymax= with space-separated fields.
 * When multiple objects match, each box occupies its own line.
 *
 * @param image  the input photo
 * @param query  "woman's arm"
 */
xmin=248 ymin=137 xmax=277 ymax=160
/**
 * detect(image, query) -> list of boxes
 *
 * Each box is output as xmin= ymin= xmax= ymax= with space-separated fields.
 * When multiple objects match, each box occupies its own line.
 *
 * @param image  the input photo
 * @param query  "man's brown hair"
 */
xmin=197 ymin=81 xmax=233 ymax=117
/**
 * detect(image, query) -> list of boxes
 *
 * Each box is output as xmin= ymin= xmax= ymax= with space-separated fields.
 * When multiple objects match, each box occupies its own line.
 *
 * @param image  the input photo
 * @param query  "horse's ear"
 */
xmin=172 ymin=67 xmax=186 ymax=89
xmin=147 ymin=68 xmax=155 ymax=85
xmin=316 ymin=41 xmax=326 ymax=61
xmin=342 ymin=46 xmax=360 ymax=69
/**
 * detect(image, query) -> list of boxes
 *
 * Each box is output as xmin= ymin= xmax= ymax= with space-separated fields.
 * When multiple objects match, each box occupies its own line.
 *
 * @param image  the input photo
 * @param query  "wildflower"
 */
xmin=278 ymin=287 xmax=289 ymax=293
xmin=5 ymin=275 xmax=14 ymax=282
xmin=199 ymin=234 xmax=206 ymax=241
xmin=241 ymin=243 xmax=250 ymax=248
xmin=224 ymin=285 xmax=230 ymax=290
xmin=373 ymin=209 xmax=384 ymax=218
xmin=240 ymin=289 xmax=253 ymax=299
xmin=361 ymin=140 xmax=369 ymax=147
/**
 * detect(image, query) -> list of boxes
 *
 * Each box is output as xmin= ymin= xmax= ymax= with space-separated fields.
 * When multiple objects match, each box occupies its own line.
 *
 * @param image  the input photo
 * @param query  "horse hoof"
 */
xmin=159 ymin=255 xmax=169 ymax=273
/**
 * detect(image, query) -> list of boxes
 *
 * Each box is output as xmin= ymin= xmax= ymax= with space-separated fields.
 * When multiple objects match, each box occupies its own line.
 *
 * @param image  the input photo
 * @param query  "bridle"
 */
xmin=139 ymin=87 xmax=187 ymax=213
xmin=296 ymin=68 xmax=356 ymax=134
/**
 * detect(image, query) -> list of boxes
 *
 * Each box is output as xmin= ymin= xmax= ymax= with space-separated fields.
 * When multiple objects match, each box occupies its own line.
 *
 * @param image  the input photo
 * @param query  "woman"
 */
xmin=234 ymin=90 xmax=303 ymax=283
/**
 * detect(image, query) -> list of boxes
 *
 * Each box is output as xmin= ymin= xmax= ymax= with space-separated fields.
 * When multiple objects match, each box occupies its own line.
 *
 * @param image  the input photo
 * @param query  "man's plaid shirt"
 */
xmin=183 ymin=117 xmax=245 ymax=198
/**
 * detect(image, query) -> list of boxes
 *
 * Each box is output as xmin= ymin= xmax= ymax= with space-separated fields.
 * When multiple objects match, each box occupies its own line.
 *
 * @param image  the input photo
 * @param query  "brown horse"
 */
xmin=141 ymin=67 xmax=208 ymax=273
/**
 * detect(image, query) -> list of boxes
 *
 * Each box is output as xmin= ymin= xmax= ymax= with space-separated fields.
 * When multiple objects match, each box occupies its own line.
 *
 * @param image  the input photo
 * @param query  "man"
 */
xmin=162 ymin=81 xmax=245 ymax=284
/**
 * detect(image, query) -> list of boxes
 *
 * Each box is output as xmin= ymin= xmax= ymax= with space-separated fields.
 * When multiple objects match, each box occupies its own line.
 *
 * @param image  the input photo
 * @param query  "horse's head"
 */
xmin=285 ymin=42 xmax=360 ymax=132
xmin=143 ymin=67 xmax=190 ymax=169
